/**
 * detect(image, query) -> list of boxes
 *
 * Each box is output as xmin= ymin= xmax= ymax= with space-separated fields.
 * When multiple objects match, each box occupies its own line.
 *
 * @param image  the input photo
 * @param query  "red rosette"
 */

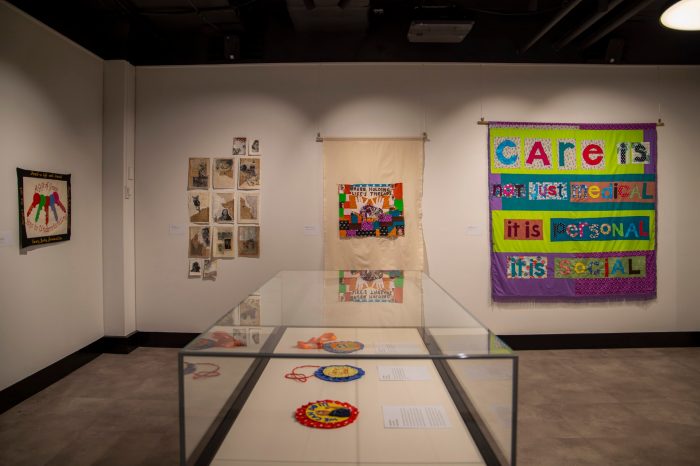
xmin=295 ymin=400 xmax=359 ymax=429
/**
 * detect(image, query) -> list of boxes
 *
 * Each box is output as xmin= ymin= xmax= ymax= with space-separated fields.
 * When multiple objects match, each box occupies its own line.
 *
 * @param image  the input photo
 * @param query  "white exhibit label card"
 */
xmin=374 ymin=343 xmax=422 ymax=354
xmin=169 ymin=224 xmax=186 ymax=235
xmin=383 ymin=405 xmax=451 ymax=429
xmin=0 ymin=230 xmax=14 ymax=247
xmin=377 ymin=365 xmax=431 ymax=381
xmin=303 ymin=225 xmax=320 ymax=235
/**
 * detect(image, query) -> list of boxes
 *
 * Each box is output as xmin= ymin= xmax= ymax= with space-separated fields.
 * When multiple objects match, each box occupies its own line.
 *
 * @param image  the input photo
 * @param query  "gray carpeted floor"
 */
xmin=1 ymin=346 xmax=699 ymax=465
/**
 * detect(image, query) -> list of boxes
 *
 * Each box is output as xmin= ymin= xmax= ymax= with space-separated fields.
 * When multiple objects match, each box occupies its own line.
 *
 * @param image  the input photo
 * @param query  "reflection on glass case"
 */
xmin=179 ymin=271 xmax=518 ymax=466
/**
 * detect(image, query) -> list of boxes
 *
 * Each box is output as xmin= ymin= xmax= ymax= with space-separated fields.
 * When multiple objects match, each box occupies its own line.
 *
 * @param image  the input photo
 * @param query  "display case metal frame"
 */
xmin=179 ymin=271 xmax=518 ymax=466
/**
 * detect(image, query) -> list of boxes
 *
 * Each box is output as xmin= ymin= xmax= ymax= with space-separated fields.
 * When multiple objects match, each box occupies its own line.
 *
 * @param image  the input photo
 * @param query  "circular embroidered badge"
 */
xmin=322 ymin=340 xmax=364 ymax=354
xmin=295 ymin=400 xmax=359 ymax=429
xmin=314 ymin=365 xmax=365 ymax=382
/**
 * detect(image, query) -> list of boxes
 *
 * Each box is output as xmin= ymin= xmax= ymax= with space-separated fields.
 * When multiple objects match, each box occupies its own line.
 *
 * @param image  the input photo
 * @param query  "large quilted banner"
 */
xmin=488 ymin=122 xmax=657 ymax=300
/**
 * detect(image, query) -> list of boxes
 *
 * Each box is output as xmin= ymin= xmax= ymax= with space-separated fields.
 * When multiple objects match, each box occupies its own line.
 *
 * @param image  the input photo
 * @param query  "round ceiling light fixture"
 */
xmin=661 ymin=0 xmax=700 ymax=30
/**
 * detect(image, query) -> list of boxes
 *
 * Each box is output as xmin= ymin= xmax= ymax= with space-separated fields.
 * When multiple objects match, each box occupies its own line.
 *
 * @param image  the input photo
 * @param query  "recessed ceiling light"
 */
xmin=661 ymin=0 xmax=700 ymax=30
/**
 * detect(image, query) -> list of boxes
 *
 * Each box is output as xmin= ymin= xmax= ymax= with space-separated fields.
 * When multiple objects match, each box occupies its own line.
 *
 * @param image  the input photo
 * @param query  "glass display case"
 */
xmin=179 ymin=271 xmax=518 ymax=466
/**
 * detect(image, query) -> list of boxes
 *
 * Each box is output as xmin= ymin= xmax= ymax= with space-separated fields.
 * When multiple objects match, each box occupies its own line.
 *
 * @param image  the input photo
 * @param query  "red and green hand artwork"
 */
xmin=26 ymin=192 xmax=66 ymax=225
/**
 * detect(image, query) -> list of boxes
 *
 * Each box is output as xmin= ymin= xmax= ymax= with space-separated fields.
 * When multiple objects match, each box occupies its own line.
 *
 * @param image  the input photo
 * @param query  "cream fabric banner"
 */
xmin=323 ymin=139 xmax=425 ymax=270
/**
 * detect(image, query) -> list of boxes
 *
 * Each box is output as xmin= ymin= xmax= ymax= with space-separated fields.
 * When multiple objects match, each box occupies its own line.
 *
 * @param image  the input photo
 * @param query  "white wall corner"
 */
xmin=102 ymin=60 xmax=137 ymax=336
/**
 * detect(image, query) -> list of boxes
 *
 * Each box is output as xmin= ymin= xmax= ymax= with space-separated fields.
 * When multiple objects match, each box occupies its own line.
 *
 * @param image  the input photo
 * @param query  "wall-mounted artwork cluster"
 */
xmin=187 ymin=137 xmax=261 ymax=281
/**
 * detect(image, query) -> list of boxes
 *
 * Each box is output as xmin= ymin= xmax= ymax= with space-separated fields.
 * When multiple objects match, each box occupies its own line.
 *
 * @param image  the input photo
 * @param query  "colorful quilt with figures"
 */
xmin=488 ymin=122 xmax=657 ymax=300
xmin=338 ymin=183 xmax=404 ymax=238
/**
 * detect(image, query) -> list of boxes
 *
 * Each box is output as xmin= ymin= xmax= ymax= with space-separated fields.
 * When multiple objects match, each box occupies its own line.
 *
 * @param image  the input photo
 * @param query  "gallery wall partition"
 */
xmin=0 ymin=3 xmax=105 ymax=390
xmin=134 ymin=63 xmax=700 ymax=335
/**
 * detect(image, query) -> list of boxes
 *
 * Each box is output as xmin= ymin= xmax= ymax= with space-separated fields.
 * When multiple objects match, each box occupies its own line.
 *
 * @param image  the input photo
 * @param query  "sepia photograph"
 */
xmin=188 ymin=191 xmax=210 ymax=224
xmin=232 ymin=137 xmax=247 ymax=156
xmin=188 ymin=226 xmax=211 ymax=258
xmin=212 ymin=226 xmax=235 ymax=258
xmin=238 ymin=225 xmax=260 ymax=258
xmin=213 ymin=157 xmax=236 ymax=189
xmin=238 ymin=192 xmax=260 ymax=223
xmin=202 ymin=258 xmax=217 ymax=280
xmin=249 ymin=137 xmax=261 ymax=156
xmin=212 ymin=191 xmax=235 ymax=224
xmin=188 ymin=157 xmax=210 ymax=190
xmin=239 ymin=295 xmax=260 ymax=326
xmin=238 ymin=157 xmax=261 ymax=190
xmin=188 ymin=259 xmax=203 ymax=278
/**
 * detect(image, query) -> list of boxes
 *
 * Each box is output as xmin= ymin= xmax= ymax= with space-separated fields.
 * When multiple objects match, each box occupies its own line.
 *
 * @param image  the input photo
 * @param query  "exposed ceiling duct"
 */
xmin=554 ymin=0 xmax=625 ymax=50
xmin=519 ymin=0 xmax=584 ymax=54
xmin=286 ymin=0 xmax=369 ymax=33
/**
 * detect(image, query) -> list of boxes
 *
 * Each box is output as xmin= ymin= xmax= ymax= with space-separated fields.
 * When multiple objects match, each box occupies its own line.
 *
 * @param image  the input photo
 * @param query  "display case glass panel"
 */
xmin=179 ymin=271 xmax=518 ymax=466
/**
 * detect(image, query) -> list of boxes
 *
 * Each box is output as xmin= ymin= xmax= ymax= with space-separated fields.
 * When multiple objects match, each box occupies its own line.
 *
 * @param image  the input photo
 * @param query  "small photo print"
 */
xmin=232 ymin=329 xmax=248 ymax=346
xmin=203 ymin=258 xmax=217 ymax=280
xmin=238 ymin=157 xmax=261 ymax=190
xmin=213 ymin=158 xmax=236 ymax=189
xmin=232 ymin=137 xmax=247 ymax=156
xmin=238 ymin=225 xmax=260 ymax=258
xmin=188 ymin=158 xmax=210 ymax=190
xmin=238 ymin=192 xmax=260 ymax=223
xmin=249 ymin=328 xmax=262 ymax=346
xmin=189 ymin=226 xmax=211 ymax=258
xmin=188 ymin=259 xmax=203 ymax=277
xmin=239 ymin=295 xmax=260 ymax=326
xmin=188 ymin=191 xmax=210 ymax=224
xmin=249 ymin=138 xmax=261 ymax=156
xmin=212 ymin=226 xmax=235 ymax=258
xmin=213 ymin=191 xmax=235 ymax=224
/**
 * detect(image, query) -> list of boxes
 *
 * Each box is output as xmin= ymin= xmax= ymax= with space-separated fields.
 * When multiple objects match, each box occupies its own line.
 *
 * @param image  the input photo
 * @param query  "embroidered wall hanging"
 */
xmin=488 ymin=122 xmax=657 ymax=300
xmin=338 ymin=183 xmax=404 ymax=238
xmin=17 ymin=168 xmax=71 ymax=249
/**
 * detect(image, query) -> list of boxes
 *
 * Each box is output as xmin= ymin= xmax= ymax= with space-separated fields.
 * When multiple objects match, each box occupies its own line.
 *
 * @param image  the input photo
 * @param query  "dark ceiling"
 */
xmin=8 ymin=0 xmax=700 ymax=65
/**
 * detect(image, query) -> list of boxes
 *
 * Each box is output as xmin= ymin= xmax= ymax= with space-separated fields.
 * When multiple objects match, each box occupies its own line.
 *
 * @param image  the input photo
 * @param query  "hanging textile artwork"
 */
xmin=338 ymin=183 xmax=404 ymax=238
xmin=488 ymin=122 xmax=657 ymax=300
xmin=17 ymin=168 xmax=71 ymax=249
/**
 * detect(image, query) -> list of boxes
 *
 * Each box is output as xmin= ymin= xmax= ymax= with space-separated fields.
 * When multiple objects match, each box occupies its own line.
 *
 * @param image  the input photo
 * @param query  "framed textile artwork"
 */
xmin=488 ymin=122 xmax=657 ymax=300
xmin=338 ymin=183 xmax=404 ymax=238
xmin=17 ymin=168 xmax=71 ymax=249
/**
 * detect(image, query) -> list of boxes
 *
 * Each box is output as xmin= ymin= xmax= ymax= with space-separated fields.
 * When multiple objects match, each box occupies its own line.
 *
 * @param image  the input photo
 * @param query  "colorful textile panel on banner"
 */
xmin=338 ymin=183 xmax=404 ymax=238
xmin=339 ymin=270 xmax=404 ymax=303
xmin=488 ymin=122 xmax=657 ymax=300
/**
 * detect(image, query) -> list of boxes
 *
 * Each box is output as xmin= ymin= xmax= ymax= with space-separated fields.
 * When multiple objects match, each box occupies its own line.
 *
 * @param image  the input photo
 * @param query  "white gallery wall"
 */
xmin=135 ymin=62 xmax=700 ymax=334
xmin=0 ymin=3 xmax=104 ymax=390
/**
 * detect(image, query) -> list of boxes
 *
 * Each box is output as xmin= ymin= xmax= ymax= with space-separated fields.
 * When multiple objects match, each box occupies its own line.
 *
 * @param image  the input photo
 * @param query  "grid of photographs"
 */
xmin=187 ymin=138 xmax=261 ymax=280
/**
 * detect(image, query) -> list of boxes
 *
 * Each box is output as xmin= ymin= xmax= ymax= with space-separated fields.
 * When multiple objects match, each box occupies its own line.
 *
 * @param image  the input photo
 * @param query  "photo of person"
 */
xmin=212 ymin=226 xmax=235 ymax=258
xmin=188 ymin=191 xmax=209 ymax=223
xmin=188 ymin=259 xmax=202 ymax=277
xmin=188 ymin=226 xmax=211 ymax=258
xmin=213 ymin=192 xmax=235 ymax=224
xmin=249 ymin=138 xmax=261 ymax=156
xmin=238 ymin=157 xmax=261 ymax=189
xmin=188 ymin=158 xmax=210 ymax=189
xmin=232 ymin=137 xmax=247 ymax=156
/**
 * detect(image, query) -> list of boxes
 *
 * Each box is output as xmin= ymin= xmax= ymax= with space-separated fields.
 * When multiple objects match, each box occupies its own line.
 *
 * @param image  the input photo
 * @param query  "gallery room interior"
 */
xmin=1 ymin=0 xmax=699 ymax=465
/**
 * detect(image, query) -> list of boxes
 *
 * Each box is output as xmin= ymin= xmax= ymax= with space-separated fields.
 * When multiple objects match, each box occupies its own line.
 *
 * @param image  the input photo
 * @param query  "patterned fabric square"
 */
xmin=338 ymin=183 xmax=404 ymax=238
xmin=581 ymin=140 xmax=605 ymax=170
xmin=493 ymin=137 xmax=521 ymax=169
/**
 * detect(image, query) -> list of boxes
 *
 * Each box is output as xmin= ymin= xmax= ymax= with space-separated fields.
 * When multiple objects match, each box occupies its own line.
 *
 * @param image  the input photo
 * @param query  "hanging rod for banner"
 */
xmin=316 ymin=132 xmax=428 ymax=142
xmin=476 ymin=117 xmax=666 ymax=127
